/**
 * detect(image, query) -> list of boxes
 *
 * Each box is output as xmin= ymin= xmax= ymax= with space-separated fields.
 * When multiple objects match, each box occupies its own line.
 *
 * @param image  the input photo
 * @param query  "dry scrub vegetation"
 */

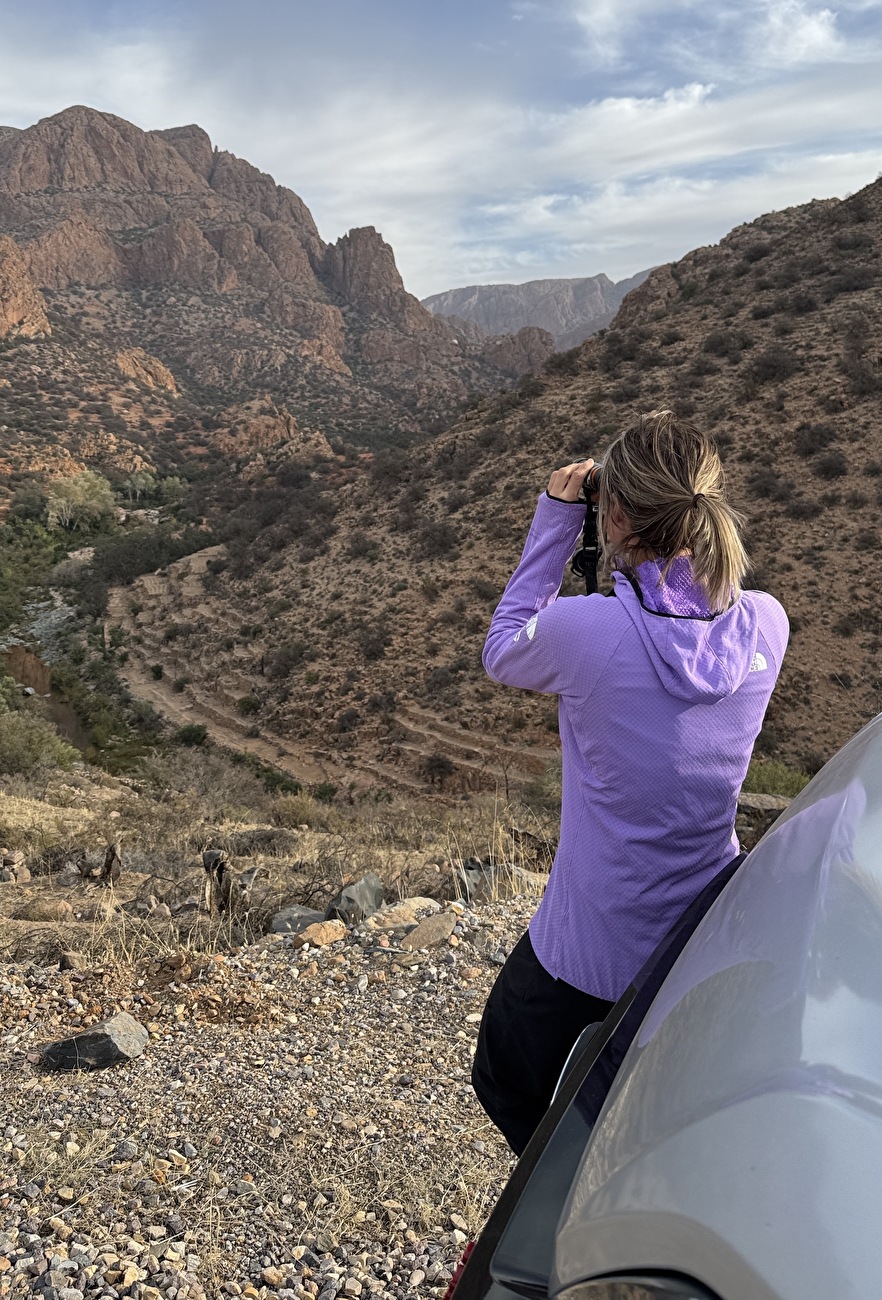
xmin=0 ymin=739 xmax=558 ymax=1296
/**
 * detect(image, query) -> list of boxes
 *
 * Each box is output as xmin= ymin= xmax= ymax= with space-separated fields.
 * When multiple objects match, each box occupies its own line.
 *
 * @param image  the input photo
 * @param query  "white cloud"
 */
xmin=753 ymin=0 xmax=843 ymax=66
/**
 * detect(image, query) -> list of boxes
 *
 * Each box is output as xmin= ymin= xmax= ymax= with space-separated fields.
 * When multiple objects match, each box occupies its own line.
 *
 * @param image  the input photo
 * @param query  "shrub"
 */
xmin=813 ymin=450 xmax=848 ymax=478
xmin=742 ymin=241 xmax=773 ymax=264
xmin=266 ymin=640 xmax=311 ymax=679
xmin=544 ymin=347 xmax=582 ymax=376
xmin=793 ymin=422 xmax=836 ymax=457
xmin=832 ymin=229 xmax=874 ymax=252
xmin=471 ymin=577 xmax=499 ymax=601
xmin=174 ymin=723 xmax=208 ymax=745
xmin=785 ymin=498 xmax=817 ymax=520
xmin=345 ymin=530 xmax=380 ymax=562
xmin=748 ymin=346 xmax=798 ymax=384
xmin=237 ymin=695 xmax=261 ymax=715
xmin=827 ymin=266 xmax=876 ymax=297
xmin=833 ymin=609 xmax=882 ymax=638
xmin=421 ymin=751 xmax=456 ymax=787
xmin=335 ymin=707 xmax=360 ymax=734
xmin=355 ymin=622 xmax=390 ymax=662
xmin=0 ymin=712 xmax=78 ymax=777
xmin=702 ymin=328 xmax=752 ymax=360
xmin=272 ymin=790 xmax=334 ymax=830
xmin=746 ymin=467 xmax=796 ymax=501
xmin=415 ymin=520 xmax=459 ymax=559
xmin=742 ymin=759 xmax=810 ymax=798
xmin=150 ymin=663 xmax=164 ymax=680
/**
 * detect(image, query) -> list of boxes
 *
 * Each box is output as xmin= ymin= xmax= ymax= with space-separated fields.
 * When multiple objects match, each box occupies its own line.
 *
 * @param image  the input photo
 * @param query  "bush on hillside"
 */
xmin=794 ymin=422 xmax=836 ymax=457
xmin=0 ymin=711 xmax=78 ymax=777
xmin=748 ymin=346 xmax=798 ymax=384
xmin=173 ymin=723 xmax=208 ymax=746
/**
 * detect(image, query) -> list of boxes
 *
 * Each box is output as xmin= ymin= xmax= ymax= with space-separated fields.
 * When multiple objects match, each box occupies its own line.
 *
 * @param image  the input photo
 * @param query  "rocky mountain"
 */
xmin=423 ymin=269 xmax=651 ymax=350
xmin=0 ymin=105 xmax=552 ymax=491
xmin=104 ymin=175 xmax=882 ymax=794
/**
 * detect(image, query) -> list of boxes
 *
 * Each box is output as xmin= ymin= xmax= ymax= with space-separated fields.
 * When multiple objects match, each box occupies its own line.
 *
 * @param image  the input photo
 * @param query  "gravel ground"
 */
xmin=0 ymin=895 xmax=535 ymax=1300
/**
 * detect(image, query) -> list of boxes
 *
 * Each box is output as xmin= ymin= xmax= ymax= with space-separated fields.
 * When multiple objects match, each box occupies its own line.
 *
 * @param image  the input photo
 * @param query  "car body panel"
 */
xmin=553 ymin=714 xmax=882 ymax=1300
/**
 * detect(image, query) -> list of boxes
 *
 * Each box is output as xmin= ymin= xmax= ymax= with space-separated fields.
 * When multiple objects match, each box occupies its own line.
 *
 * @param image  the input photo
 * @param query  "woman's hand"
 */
xmin=547 ymin=459 xmax=596 ymax=503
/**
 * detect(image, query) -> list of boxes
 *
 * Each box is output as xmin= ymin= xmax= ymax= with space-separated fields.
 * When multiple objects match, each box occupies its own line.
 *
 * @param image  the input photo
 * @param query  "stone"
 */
xmin=365 ymin=897 xmax=440 ymax=930
xmin=270 ymin=905 xmax=324 ymax=936
xmin=12 ymin=898 xmax=74 ymax=922
xmin=42 ymin=1012 xmax=149 ymax=1071
xmin=324 ymin=872 xmax=385 ymax=924
xmin=261 ymin=1267 xmax=285 ymax=1287
xmin=401 ymin=912 xmax=457 ymax=951
xmin=0 ymin=853 xmax=30 ymax=884
xmin=58 ymin=950 xmax=87 ymax=973
xmin=290 ymin=921 xmax=347 ymax=950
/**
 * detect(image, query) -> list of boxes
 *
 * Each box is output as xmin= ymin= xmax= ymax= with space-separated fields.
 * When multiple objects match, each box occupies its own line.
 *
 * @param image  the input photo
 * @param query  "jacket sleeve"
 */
xmin=482 ymin=493 xmax=589 ymax=696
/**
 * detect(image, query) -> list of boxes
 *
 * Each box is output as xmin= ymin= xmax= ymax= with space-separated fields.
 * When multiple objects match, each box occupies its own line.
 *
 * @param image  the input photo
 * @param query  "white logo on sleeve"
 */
xmin=749 ymin=652 xmax=768 ymax=672
xmin=513 ymin=614 xmax=539 ymax=645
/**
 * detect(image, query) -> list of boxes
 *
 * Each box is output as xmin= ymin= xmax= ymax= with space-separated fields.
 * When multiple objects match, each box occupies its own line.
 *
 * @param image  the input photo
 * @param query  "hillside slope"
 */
xmin=103 ymin=176 xmax=882 ymax=791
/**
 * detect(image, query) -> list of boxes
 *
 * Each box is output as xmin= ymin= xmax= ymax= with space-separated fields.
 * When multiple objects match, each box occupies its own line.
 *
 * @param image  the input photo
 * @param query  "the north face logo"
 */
xmin=749 ymin=652 xmax=768 ymax=672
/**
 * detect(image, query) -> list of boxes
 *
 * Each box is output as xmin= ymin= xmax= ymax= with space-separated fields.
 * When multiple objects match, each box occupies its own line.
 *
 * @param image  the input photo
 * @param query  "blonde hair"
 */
xmin=597 ymin=410 xmax=748 ymax=613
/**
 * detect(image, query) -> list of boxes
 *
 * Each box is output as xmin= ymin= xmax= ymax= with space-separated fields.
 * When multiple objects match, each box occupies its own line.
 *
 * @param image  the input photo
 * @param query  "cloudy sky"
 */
xmin=1 ymin=0 xmax=881 ymax=296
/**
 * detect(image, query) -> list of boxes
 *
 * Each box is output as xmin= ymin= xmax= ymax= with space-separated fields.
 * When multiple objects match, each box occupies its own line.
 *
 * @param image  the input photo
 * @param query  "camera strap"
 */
xmin=571 ymin=501 xmax=600 ymax=595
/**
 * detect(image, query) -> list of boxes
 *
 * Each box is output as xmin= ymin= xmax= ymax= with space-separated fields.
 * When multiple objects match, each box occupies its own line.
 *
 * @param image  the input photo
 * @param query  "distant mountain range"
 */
xmin=422 ymin=269 xmax=652 ymax=350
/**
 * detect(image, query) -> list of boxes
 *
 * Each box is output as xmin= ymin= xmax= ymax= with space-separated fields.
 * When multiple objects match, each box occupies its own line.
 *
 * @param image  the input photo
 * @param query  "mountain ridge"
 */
xmin=423 ymin=268 xmax=651 ymax=350
xmin=0 ymin=104 xmax=553 ymax=479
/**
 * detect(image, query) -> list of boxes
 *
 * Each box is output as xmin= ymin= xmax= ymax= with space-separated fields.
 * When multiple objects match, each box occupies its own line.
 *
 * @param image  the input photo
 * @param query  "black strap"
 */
xmin=571 ymin=500 xmax=600 ymax=595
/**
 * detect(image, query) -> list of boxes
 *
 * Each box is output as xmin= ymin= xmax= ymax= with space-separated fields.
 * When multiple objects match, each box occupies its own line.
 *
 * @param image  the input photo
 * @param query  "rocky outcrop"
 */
xmin=25 ymin=215 xmax=124 ymax=289
xmin=479 ymin=325 xmax=555 ymax=376
xmin=323 ymin=227 xmax=445 ymax=337
xmin=115 ymin=346 xmax=178 ymax=392
xmin=0 ymin=104 xmax=554 ymax=449
xmin=0 ymin=234 xmax=50 ymax=337
xmin=211 ymin=398 xmax=333 ymax=460
xmin=424 ymin=269 xmax=652 ymax=350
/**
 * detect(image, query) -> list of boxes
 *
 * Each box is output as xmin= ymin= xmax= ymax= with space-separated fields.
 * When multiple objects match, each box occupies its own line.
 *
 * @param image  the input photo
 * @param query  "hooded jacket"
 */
xmin=483 ymin=493 xmax=789 ymax=1001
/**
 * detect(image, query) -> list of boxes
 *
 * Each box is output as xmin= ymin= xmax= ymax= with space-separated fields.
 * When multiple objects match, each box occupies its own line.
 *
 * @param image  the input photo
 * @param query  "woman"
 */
xmin=472 ymin=410 xmax=788 ymax=1155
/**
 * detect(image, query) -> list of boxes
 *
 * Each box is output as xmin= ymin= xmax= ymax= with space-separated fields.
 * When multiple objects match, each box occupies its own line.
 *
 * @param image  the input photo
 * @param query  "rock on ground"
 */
xmin=42 ymin=1011 xmax=149 ymax=1070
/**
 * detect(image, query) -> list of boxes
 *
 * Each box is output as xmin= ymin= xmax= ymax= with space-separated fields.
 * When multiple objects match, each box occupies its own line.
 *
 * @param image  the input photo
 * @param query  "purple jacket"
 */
xmin=483 ymin=493 xmax=789 ymax=1001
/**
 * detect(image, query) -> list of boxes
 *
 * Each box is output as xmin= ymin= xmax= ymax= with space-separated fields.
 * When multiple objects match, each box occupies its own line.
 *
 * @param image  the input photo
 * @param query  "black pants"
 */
xmin=472 ymin=931 xmax=614 ymax=1156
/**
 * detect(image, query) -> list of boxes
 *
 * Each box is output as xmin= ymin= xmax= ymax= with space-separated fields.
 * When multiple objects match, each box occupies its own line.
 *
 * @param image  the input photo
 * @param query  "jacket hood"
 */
xmin=613 ymin=567 xmax=761 ymax=704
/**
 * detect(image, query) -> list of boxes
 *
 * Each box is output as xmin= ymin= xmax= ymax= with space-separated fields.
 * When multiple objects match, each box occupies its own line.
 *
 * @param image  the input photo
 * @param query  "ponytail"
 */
xmin=597 ymin=410 xmax=748 ymax=612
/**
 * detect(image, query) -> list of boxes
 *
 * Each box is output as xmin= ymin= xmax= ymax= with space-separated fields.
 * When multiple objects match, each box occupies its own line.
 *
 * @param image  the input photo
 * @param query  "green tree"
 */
xmin=45 ymin=470 xmax=116 ymax=531
xmin=121 ymin=470 xmax=158 ymax=504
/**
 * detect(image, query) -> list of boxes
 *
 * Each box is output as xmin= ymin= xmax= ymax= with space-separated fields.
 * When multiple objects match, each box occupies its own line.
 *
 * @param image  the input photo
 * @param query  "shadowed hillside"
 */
xmin=101 ymin=177 xmax=882 ymax=790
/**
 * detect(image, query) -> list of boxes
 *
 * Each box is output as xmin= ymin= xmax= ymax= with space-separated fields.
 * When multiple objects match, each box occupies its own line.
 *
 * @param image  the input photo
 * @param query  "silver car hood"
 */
xmin=554 ymin=712 xmax=882 ymax=1300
